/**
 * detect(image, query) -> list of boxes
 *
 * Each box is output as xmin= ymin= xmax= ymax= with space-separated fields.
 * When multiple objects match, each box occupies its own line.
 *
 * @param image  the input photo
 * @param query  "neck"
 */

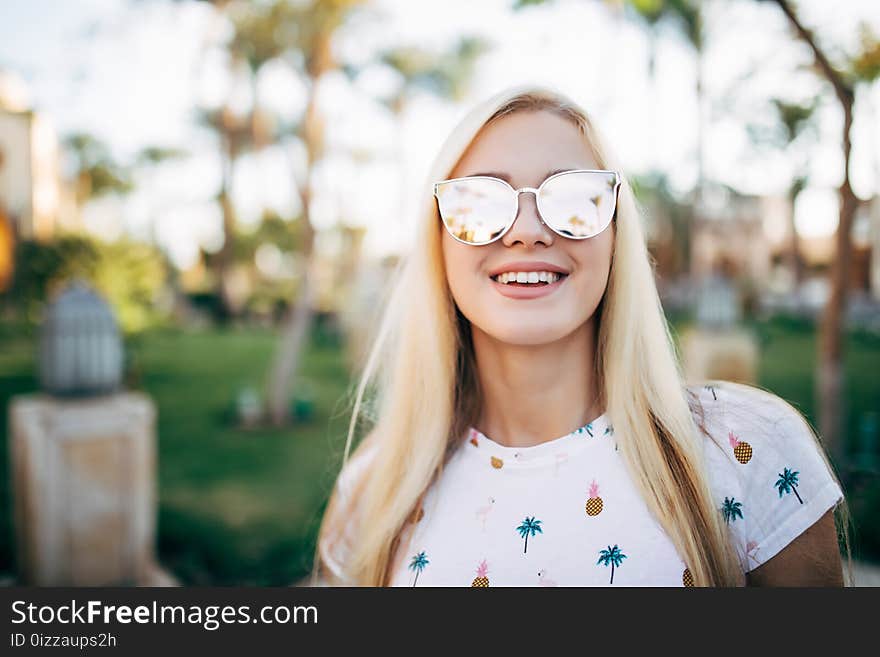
xmin=472 ymin=319 xmax=602 ymax=448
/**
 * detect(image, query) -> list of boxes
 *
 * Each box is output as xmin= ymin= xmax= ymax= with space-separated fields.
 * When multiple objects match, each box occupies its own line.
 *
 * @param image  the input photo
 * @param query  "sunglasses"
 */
xmin=433 ymin=169 xmax=622 ymax=246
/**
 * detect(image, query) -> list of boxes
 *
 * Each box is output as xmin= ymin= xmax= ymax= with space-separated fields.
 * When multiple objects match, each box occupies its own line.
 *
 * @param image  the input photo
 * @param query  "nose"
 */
xmin=501 ymin=188 xmax=555 ymax=247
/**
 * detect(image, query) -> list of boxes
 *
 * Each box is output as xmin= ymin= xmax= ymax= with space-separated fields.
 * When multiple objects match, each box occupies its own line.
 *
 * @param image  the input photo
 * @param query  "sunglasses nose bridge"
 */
xmin=513 ymin=187 xmax=546 ymax=226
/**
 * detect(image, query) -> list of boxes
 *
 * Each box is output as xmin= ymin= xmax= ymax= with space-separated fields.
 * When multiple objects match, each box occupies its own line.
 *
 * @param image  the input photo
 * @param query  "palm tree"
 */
xmin=721 ymin=496 xmax=743 ymax=524
xmin=408 ymin=551 xmax=429 ymax=586
xmin=760 ymin=0 xmax=880 ymax=468
xmin=516 ymin=517 xmax=544 ymax=554
xmin=774 ymin=467 xmax=803 ymax=504
xmin=187 ymin=0 xmax=285 ymax=320
xmin=263 ymin=0 xmax=370 ymax=426
xmin=188 ymin=0 xmax=370 ymax=422
xmin=597 ymin=544 xmax=627 ymax=584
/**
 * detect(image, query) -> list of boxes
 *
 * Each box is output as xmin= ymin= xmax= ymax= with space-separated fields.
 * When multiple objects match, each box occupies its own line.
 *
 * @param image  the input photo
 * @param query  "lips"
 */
xmin=489 ymin=272 xmax=568 ymax=299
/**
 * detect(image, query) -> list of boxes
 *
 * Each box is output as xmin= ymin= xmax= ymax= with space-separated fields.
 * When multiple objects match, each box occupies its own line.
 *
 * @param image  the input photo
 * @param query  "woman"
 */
xmin=315 ymin=84 xmax=850 ymax=587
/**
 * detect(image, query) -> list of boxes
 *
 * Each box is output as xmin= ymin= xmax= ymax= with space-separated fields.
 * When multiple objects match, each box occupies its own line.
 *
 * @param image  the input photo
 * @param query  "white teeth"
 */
xmin=492 ymin=271 xmax=564 ymax=284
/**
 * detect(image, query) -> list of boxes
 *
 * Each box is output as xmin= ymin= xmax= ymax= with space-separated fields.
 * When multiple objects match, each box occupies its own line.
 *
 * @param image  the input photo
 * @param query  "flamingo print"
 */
xmin=746 ymin=540 xmax=760 ymax=566
xmin=537 ymin=569 xmax=557 ymax=587
xmin=475 ymin=496 xmax=496 ymax=532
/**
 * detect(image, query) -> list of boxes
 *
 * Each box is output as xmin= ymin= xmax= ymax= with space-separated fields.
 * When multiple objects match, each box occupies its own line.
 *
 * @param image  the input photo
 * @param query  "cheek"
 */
xmin=572 ymin=234 xmax=614 ymax=298
xmin=441 ymin=233 xmax=481 ymax=305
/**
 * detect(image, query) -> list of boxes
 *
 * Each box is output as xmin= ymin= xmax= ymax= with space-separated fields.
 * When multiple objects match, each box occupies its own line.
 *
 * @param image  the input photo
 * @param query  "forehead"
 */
xmin=450 ymin=110 xmax=599 ymax=183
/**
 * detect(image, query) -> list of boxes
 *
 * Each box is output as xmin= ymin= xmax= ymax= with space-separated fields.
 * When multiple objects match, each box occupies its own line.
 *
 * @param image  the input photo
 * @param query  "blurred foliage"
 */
xmin=196 ymin=211 xmax=306 ymax=321
xmin=850 ymin=23 xmax=880 ymax=81
xmin=5 ymin=234 xmax=171 ymax=334
xmin=63 ymin=133 xmax=133 ymax=201
xmin=234 ymin=210 xmax=305 ymax=262
xmin=377 ymin=36 xmax=492 ymax=108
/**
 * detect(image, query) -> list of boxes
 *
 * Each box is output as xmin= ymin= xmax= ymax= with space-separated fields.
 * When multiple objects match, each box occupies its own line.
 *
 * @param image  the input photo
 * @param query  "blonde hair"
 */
xmin=314 ymin=84 xmax=852 ymax=587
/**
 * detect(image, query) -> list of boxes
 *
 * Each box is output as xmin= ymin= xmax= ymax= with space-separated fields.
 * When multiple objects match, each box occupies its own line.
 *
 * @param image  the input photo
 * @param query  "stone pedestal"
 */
xmin=9 ymin=391 xmax=174 ymax=586
xmin=680 ymin=326 xmax=759 ymax=385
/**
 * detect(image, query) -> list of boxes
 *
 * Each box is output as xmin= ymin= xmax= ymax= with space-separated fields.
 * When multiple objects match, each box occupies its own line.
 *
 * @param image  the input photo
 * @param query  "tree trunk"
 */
xmin=266 ymin=218 xmax=317 ymax=427
xmin=265 ymin=22 xmax=339 ymax=426
xmin=265 ymin=79 xmax=321 ymax=427
xmin=816 ymin=99 xmax=857 ymax=468
xmin=771 ymin=0 xmax=857 ymax=467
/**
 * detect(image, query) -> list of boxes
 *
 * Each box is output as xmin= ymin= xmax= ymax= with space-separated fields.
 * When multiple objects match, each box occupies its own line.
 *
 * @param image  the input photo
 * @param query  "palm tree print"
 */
xmin=604 ymin=425 xmax=614 ymax=436
xmin=721 ymin=497 xmax=743 ymax=524
xmin=516 ymin=517 xmax=543 ymax=554
xmin=408 ymin=551 xmax=429 ymax=586
xmin=575 ymin=422 xmax=594 ymax=437
xmin=597 ymin=545 xmax=627 ymax=584
xmin=775 ymin=468 xmax=803 ymax=504
xmin=704 ymin=384 xmax=717 ymax=400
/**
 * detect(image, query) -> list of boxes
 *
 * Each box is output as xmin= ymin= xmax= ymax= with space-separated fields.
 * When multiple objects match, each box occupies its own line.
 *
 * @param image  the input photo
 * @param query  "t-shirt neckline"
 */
xmin=463 ymin=411 xmax=612 ymax=468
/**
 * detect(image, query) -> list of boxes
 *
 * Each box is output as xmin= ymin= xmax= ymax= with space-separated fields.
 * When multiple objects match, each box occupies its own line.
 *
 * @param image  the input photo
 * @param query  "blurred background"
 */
xmin=0 ymin=0 xmax=878 ymax=586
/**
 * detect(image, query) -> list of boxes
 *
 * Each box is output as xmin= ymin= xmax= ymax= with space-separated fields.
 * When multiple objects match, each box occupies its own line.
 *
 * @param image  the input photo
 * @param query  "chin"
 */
xmin=484 ymin=322 xmax=573 ymax=347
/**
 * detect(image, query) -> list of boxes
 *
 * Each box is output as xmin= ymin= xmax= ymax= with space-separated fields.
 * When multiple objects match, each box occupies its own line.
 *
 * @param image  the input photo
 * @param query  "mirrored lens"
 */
xmin=538 ymin=171 xmax=618 ymax=238
xmin=435 ymin=177 xmax=514 ymax=244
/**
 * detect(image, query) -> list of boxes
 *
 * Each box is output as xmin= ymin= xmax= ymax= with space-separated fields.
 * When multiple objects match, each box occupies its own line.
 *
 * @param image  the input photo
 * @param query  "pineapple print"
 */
xmin=728 ymin=430 xmax=752 ymax=464
xmin=471 ymin=559 xmax=490 ymax=587
xmin=490 ymin=456 xmax=504 ymax=469
xmin=469 ymin=428 xmax=479 ymax=447
xmin=682 ymin=567 xmax=694 ymax=587
xmin=585 ymin=479 xmax=604 ymax=516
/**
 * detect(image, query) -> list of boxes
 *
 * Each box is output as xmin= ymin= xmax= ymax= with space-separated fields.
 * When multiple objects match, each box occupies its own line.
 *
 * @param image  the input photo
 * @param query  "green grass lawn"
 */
xmin=1 ymin=315 xmax=878 ymax=584
xmin=0 ymin=323 xmax=356 ymax=585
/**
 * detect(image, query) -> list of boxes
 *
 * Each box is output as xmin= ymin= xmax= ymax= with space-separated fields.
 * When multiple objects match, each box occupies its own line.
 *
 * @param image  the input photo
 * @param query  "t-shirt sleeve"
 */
xmin=318 ymin=441 xmax=378 ymax=585
xmin=695 ymin=382 xmax=845 ymax=573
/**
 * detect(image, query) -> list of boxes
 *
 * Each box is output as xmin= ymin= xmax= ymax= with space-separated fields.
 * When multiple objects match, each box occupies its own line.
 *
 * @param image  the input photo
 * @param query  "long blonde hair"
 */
xmin=314 ymin=84 xmax=851 ymax=587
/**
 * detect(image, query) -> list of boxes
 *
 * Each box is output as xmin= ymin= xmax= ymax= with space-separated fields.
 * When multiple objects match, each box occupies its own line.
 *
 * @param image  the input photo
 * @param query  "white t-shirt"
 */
xmin=323 ymin=381 xmax=844 ymax=586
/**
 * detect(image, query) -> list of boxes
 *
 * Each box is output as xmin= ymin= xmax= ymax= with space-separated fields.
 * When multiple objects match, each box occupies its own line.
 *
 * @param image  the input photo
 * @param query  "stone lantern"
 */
xmin=9 ymin=281 xmax=174 ymax=585
xmin=38 ymin=280 xmax=124 ymax=396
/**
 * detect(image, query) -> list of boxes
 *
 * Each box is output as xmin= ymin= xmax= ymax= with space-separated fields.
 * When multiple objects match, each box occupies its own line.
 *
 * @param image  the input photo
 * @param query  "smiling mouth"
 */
xmin=489 ymin=273 xmax=569 ymax=286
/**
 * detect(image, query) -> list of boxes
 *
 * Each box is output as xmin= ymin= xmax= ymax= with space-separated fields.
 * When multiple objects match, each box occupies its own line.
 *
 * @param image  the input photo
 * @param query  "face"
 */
xmin=440 ymin=109 xmax=614 ymax=346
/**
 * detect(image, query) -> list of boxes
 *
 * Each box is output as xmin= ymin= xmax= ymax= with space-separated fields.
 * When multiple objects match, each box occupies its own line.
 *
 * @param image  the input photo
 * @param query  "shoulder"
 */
xmin=685 ymin=380 xmax=844 ymax=573
xmin=687 ymin=380 xmax=824 ymax=461
xmin=318 ymin=437 xmax=381 ymax=584
xmin=334 ymin=437 xmax=381 ymax=500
